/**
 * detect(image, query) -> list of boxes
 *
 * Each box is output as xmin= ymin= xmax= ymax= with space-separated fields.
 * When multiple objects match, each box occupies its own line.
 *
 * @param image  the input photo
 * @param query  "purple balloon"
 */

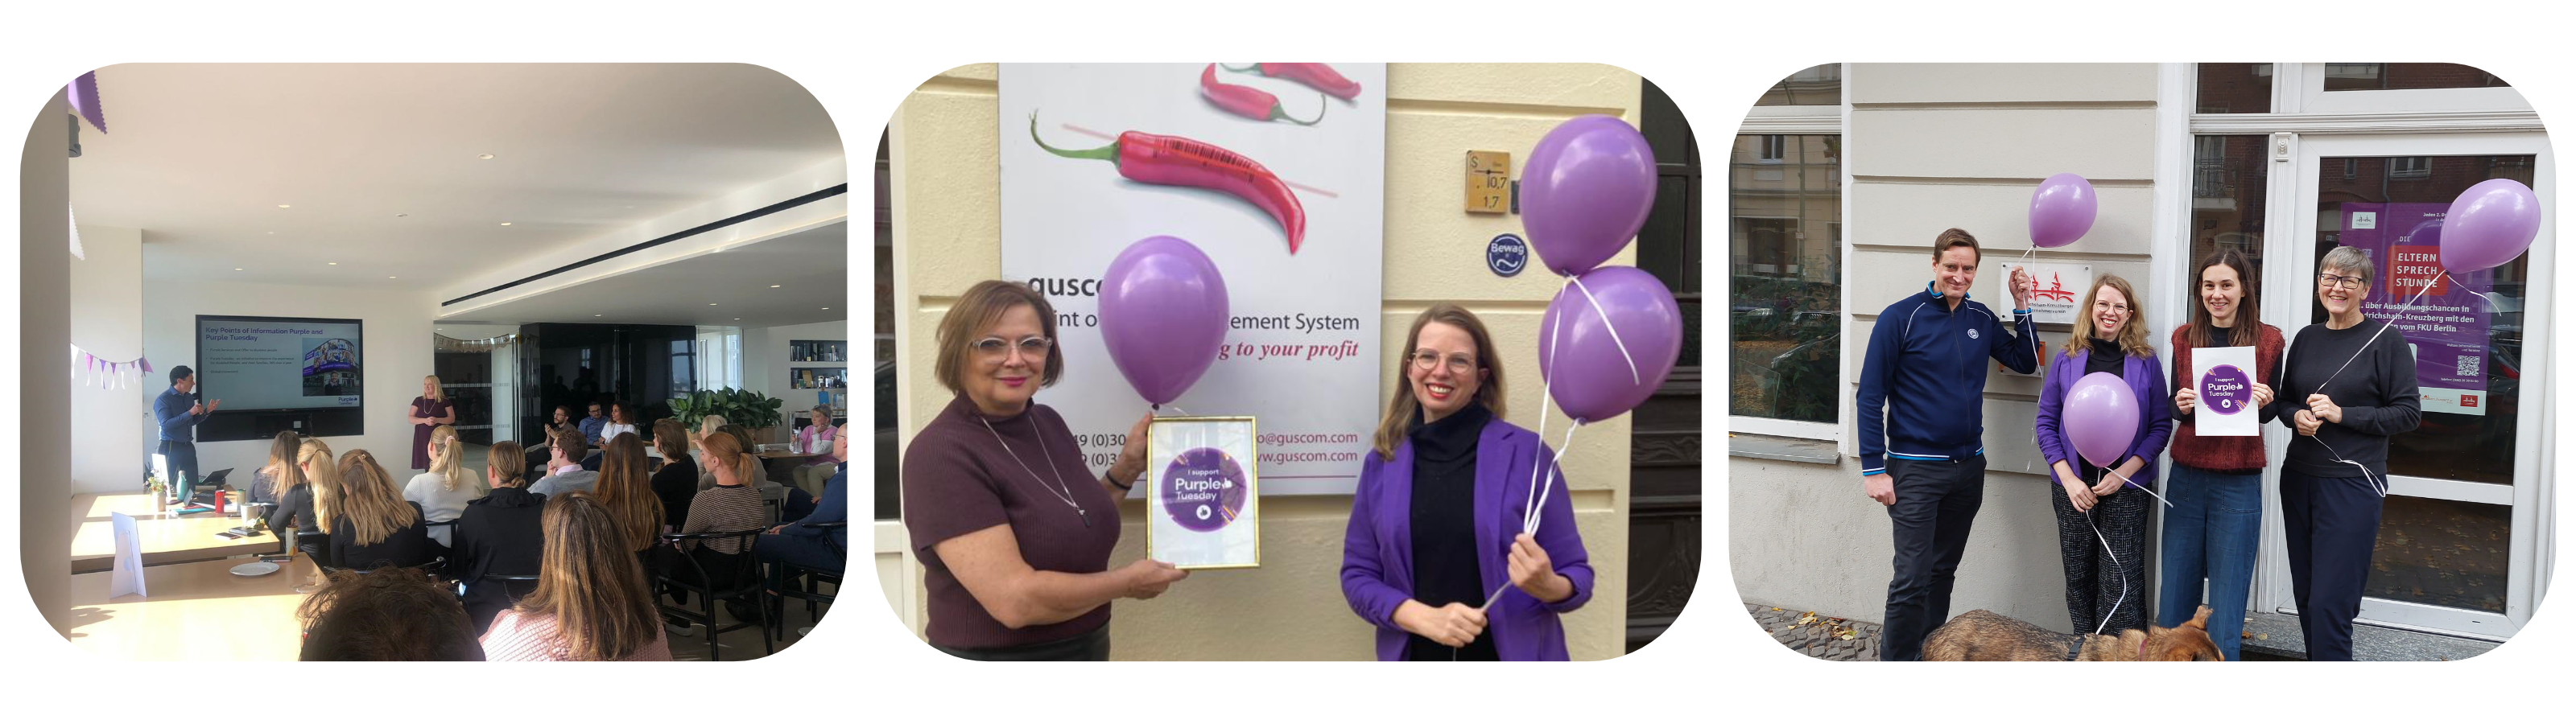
xmin=2062 ymin=372 xmax=2138 ymax=470
xmin=1536 ymin=266 xmax=1682 ymax=422
xmin=2029 ymin=173 xmax=2097 ymax=249
xmin=2441 ymin=179 xmax=2542 ymax=273
xmin=1521 ymin=115 xmax=1657 ymax=276
xmin=1098 ymin=236 xmax=1228 ymax=405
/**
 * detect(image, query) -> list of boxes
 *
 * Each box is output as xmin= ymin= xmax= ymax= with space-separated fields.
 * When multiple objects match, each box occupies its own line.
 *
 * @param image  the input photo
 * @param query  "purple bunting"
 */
xmin=68 ymin=71 xmax=105 ymax=134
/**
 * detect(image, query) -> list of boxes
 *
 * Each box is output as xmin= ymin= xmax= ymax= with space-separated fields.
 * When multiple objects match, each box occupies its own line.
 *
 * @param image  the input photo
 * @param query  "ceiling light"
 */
xmin=276 ymin=204 xmax=291 ymax=208
xmin=477 ymin=154 xmax=495 ymax=160
xmin=708 ymin=303 xmax=719 ymax=306
xmin=733 ymin=318 xmax=740 ymax=321
xmin=395 ymin=213 xmax=408 ymax=217
xmin=328 ymin=261 xmax=338 ymax=265
xmin=770 ymin=285 xmax=782 ymax=288
xmin=388 ymin=276 xmax=398 ymax=279
xmin=499 ymin=222 xmax=513 ymax=226
xmin=594 ymin=315 xmax=602 ymax=317
xmin=820 ymin=307 xmax=830 ymax=311
xmin=233 ymin=268 xmax=244 ymax=271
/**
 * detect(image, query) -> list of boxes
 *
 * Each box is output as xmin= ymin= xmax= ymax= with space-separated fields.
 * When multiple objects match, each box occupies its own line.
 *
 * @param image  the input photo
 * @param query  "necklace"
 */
xmin=980 ymin=416 xmax=1088 ymax=528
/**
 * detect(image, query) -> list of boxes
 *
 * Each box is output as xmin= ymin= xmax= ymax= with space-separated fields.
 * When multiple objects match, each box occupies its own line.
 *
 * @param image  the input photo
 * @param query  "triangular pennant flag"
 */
xmin=68 ymin=71 xmax=105 ymax=134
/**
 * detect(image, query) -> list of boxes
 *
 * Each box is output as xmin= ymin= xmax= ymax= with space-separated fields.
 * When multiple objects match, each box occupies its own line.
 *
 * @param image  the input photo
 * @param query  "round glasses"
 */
xmin=1407 ymin=350 xmax=1478 ymax=376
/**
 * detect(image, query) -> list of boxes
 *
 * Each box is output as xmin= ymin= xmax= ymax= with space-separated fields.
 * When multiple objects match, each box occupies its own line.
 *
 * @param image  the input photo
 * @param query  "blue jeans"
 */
xmin=2156 ymin=463 xmax=2262 ymax=660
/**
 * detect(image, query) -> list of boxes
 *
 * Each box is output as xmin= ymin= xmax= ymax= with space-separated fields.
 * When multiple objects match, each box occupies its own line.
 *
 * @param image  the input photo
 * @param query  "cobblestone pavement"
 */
xmin=1747 ymin=603 xmax=1881 ymax=661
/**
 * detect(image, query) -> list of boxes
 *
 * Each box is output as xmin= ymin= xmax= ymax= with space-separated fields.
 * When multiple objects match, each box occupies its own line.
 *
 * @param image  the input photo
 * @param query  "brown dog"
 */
xmin=1921 ymin=606 xmax=2225 ymax=661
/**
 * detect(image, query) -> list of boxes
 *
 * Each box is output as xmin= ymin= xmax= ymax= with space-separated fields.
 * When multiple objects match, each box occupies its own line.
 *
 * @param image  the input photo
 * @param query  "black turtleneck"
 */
xmin=2079 ymin=336 xmax=2128 ymax=483
xmin=1405 ymin=402 xmax=1496 ymax=661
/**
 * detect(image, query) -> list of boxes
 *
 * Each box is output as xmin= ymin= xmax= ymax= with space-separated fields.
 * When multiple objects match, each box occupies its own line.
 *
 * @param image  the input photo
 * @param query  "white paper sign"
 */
xmin=1146 ymin=417 xmax=1261 ymax=570
xmin=1001 ymin=63 xmax=1387 ymax=496
xmin=1995 ymin=261 xmax=2093 ymax=326
xmin=2194 ymin=346 xmax=2260 ymax=437
xmin=109 ymin=512 xmax=146 ymax=599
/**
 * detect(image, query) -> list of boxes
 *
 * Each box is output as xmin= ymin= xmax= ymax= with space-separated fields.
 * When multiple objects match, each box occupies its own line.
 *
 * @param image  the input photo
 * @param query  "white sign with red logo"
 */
xmin=1994 ymin=261 xmax=2094 ymax=327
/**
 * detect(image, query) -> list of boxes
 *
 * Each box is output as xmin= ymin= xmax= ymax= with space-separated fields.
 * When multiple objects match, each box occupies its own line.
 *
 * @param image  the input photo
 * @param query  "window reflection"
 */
xmin=1756 ymin=64 xmax=1840 ymax=106
xmin=1728 ymin=134 xmax=1839 ymax=422
xmin=2194 ymin=63 xmax=2273 ymax=113
xmin=2323 ymin=63 xmax=2510 ymax=91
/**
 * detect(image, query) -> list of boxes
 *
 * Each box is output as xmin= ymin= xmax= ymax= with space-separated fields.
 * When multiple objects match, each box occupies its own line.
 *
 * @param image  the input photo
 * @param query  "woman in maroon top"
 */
xmin=900 ymin=280 xmax=1187 ymax=660
xmin=2157 ymin=249 xmax=2285 ymax=660
xmin=410 ymin=375 xmax=457 ymax=471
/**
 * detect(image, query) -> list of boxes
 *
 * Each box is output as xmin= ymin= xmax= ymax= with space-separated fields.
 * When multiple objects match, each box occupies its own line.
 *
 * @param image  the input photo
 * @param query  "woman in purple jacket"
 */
xmin=2033 ymin=274 xmax=2173 ymax=635
xmin=1341 ymin=304 xmax=1592 ymax=660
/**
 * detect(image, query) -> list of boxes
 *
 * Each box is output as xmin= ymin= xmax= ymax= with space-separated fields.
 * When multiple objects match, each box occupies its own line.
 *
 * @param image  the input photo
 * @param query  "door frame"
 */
xmin=2265 ymin=130 xmax=2553 ymax=640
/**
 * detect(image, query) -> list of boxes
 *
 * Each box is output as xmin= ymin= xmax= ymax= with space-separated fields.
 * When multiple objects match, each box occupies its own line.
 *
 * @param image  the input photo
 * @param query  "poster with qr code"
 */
xmin=2339 ymin=202 xmax=2489 ymax=416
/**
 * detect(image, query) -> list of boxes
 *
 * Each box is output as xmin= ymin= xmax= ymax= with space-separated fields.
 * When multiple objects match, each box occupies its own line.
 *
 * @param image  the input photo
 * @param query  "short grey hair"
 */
xmin=2319 ymin=246 xmax=2375 ymax=290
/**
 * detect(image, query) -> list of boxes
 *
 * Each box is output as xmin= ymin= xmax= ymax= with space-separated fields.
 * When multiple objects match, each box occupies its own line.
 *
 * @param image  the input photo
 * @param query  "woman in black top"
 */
xmin=276 ymin=438 xmax=336 ymax=592
xmin=326 ymin=450 xmax=437 ymax=571
xmin=452 ymin=442 xmax=547 ymax=635
xmin=650 ymin=419 xmax=697 ymax=527
xmin=2260 ymin=246 xmax=2421 ymax=661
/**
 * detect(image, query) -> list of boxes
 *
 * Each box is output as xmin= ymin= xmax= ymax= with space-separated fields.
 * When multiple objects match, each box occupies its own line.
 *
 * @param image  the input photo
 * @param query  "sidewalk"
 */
xmin=1745 ymin=602 xmax=2500 ymax=661
xmin=1746 ymin=603 xmax=1883 ymax=661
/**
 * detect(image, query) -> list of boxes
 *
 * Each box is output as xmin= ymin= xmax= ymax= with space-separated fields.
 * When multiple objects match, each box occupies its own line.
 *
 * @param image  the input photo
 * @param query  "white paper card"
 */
xmin=1146 ymin=417 xmax=1261 ymax=570
xmin=1993 ymin=261 xmax=2093 ymax=326
xmin=2194 ymin=346 xmax=2260 ymax=437
xmin=109 ymin=512 xmax=146 ymax=599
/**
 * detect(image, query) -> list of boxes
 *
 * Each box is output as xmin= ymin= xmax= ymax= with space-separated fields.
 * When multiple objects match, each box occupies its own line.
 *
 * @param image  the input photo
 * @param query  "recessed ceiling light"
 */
xmin=266 ymin=231 xmax=274 ymax=234
xmin=770 ymin=285 xmax=782 ymax=288
xmin=594 ymin=314 xmax=603 ymax=317
xmin=820 ymin=307 xmax=830 ymax=311
xmin=708 ymin=302 xmax=718 ymax=306
xmin=276 ymin=204 xmax=291 ymax=208
xmin=387 ymin=276 xmax=398 ymax=279
xmin=733 ymin=318 xmax=740 ymax=321
xmin=499 ymin=222 xmax=513 ymax=226
xmin=233 ymin=267 xmax=244 ymax=271
xmin=328 ymin=261 xmax=338 ymax=265
xmin=477 ymin=153 xmax=495 ymax=160
xmin=395 ymin=213 xmax=408 ymax=217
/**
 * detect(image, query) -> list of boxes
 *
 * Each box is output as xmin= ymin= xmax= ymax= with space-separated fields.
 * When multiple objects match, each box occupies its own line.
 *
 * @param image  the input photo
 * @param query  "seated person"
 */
xmin=275 ymin=438 xmax=334 ymax=589
xmin=656 ymin=431 xmax=771 ymax=636
xmin=650 ymin=418 xmax=698 ymax=527
xmin=246 ymin=430 xmax=303 ymax=507
xmin=481 ymin=491 xmax=673 ymax=661
xmin=529 ymin=429 xmax=601 ymax=497
xmin=326 ymin=450 xmax=437 ymax=571
xmin=697 ymin=424 xmax=815 ymax=520
xmin=758 ymin=422 xmax=849 ymax=575
xmin=452 ymin=442 xmax=547 ymax=636
xmin=790 ymin=405 xmax=842 ymax=496
xmin=298 ymin=566 xmax=485 ymax=660
xmin=402 ymin=424 xmax=481 ymax=548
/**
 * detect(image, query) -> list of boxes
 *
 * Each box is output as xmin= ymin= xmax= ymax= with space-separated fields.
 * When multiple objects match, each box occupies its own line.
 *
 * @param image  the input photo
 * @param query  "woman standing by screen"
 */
xmin=411 ymin=375 xmax=458 ymax=471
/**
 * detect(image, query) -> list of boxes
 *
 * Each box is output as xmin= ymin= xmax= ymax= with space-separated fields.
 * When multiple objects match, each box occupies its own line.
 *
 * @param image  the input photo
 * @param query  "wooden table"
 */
xmin=65 ymin=557 xmax=307 ymax=660
xmin=69 ymin=493 xmax=279 ymax=574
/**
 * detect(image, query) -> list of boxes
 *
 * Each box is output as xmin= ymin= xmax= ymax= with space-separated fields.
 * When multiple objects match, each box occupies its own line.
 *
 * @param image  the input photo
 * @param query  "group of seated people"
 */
xmin=254 ymin=414 xmax=850 ymax=661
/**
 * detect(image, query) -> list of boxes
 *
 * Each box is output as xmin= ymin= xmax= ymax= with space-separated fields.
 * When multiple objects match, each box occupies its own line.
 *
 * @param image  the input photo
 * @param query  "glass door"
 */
xmin=2263 ymin=132 xmax=2553 ymax=640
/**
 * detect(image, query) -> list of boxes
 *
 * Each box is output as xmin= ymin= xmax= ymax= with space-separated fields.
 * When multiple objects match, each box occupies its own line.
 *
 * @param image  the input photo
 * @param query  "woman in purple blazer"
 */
xmin=2033 ymin=274 xmax=2173 ymax=636
xmin=1341 ymin=304 xmax=1593 ymax=661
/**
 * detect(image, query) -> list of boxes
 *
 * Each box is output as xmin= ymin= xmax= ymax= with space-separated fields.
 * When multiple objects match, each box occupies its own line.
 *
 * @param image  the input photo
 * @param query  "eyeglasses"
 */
xmin=1407 ymin=349 xmax=1479 ymax=375
xmin=2091 ymin=300 xmax=2132 ymax=315
xmin=973 ymin=335 xmax=1054 ymax=361
xmin=2317 ymin=273 xmax=2367 ymax=290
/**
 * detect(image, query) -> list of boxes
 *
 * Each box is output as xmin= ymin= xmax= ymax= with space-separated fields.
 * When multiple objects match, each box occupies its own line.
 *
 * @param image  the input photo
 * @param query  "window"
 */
xmin=2388 ymin=156 xmax=2431 ymax=179
xmin=1756 ymin=134 xmax=1787 ymax=162
xmin=670 ymin=339 xmax=696 ymax=393
xmin=2194 ymin=63 xmax=2273 ymax=113
xmin=1756 ymin=64 xmax=1840 ymax=106
xmin=1728 ymin=132 xmax=1839 ymax=424
xmin=693 ymin=327 xmax=744 ymax=391
xmin=2323 ymin=63 xmax=2509 ymax=92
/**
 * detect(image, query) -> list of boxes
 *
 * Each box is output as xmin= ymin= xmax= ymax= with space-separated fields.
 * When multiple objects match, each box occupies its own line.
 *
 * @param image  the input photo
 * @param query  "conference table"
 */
xmin=69 ymin=493 xmax=279 ymax=574
xmin=65 ymin=557 xmax=306 ymax=660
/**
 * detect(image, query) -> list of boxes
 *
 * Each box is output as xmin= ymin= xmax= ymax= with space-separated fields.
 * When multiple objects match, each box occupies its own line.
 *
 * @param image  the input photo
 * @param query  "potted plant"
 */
xmin=670 ymin=387 xmax=786 ymax=443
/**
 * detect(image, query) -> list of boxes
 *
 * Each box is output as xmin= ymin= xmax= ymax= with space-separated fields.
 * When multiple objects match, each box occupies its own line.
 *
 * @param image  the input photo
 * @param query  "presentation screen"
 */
xmin=195 ymin=315 xmax=365 ymax=411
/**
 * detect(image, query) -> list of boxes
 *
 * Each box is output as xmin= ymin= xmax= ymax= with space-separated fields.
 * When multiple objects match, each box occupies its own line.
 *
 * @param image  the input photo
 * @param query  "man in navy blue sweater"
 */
xmin=1856 ymin=228 xmax=2037 ymax=660
xmin=153 ymin=365 xmax=219 ymax=504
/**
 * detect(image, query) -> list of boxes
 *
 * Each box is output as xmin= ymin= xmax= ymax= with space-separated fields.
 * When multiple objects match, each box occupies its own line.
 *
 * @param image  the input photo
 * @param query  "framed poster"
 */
xmin=1001 ymin=63 xmax=1387 ymax=496
xmin=2194 ymin=346 xmax=2260 ymax=436
xmin=2339 ymin=202 xmax=2493 ymax=416
xmin=1146 ymin=416 xmax=1260 ymax=570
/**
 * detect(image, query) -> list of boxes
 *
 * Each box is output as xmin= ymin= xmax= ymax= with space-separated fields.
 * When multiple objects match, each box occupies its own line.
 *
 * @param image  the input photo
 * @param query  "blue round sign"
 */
xmin=1486 ymin=233 xmax=1529 ymax=277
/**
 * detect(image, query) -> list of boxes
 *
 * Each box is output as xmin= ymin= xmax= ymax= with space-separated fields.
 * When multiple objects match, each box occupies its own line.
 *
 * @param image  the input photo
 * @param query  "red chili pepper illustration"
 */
xmin=1220 ymin=63 xmax=1362 ymax=101
xmin=1030 ymin=113 xmax=1307 ymax=254
xmin=1199 ymin=64 xmax=1324 ymax=125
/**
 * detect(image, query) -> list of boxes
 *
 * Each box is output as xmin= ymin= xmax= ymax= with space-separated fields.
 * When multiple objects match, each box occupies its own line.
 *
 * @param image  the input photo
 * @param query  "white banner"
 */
xmin=1001 ymin=63 xmax=1387 ymax=496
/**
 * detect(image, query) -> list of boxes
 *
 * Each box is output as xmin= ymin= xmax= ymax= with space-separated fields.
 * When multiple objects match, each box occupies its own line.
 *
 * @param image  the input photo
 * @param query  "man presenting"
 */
xmin=155 ymin=366 xmax=220 ymax=504
xmin=1854 ymin=228 xmax=2037 ymax=660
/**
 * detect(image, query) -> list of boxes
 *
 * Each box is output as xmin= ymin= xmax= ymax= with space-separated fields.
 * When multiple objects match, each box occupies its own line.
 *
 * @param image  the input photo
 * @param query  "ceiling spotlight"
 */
xmin=820 ymin=307 xmax=830 ymax=311
xmin=594 ymin=314 xmax=603 ymax=317
xmin=276 ymin=204 xmax=291 ymax=208
xmin=770 ymin=285 xmax=782 ymax=288
xmin=477 ymin=153 xmax=495 ymax=160
xmin=388 ymin=276 xmax=398 ymax=279
xmin=499 ymin=222 xmax=513 ymax=226
xmin=395 ymin=213 xmax=408 ymax=217
xmin=233 ymin=267 xmax=244 ymax=271
xmin=708 ymin=302 xmax=719 ymax=306
xmin=733 ymin=318 xmax=741 ymax=321
xmin=328 ymin=261 xmax=338 ymax=265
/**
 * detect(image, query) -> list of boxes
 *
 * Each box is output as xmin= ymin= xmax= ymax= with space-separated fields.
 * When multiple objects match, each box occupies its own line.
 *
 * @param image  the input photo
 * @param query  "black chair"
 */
xmin=765 ymin=521 xmax=847 ymax=643
xmin=655 ymin=529 xmax=772 ymax=660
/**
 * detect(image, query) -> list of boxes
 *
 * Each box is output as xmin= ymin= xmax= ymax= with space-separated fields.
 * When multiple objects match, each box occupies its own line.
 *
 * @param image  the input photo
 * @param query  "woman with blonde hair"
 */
xmin=274 ymin=438 xmax=334 ymax=590
xmin=408 ymin=375 xmax=457 ymax=471
xmin=480 ymin=491 xmax=672 ymax=660
xmin=324 ymin=449 xmax=436 ymax=570
xmin=2033 ymin=274 xmax=2173 ymax=635
xmin=594 ymin=433 xmax=665 ymax=553
xmin=791 ymin=404 xmax=842 ymax=496
xmin=403 ymin=424 xmax=481 ymax=548
xmin=248 ymin=430 xmax=305 ymax=507
xmin=1340 ymin=303 xmax=1592 ymax=660
xmin=658 ymin=430 xmax=774 ymax=637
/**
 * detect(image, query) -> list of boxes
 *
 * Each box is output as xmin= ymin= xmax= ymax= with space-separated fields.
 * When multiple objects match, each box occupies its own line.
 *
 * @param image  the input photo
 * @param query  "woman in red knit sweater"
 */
xmin=2158 ymin=249 xmax=2285 ymax=660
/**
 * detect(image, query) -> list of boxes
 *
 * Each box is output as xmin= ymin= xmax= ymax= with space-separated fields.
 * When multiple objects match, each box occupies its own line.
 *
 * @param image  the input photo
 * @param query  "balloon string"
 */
xmin=1483 ymin=422 xmax=1579 ymax=613
xmin=2095 ymin=467 xmax=2173 ymax=508
xmin=1568 ymin=276 xmax=1642 ymax=386
xmin=2083 ymin=508 xmax=2128 ymax=636
xmin=1528 ymin=277 xmax=1568 ymax=546
xmin=2296 ymin=271 xmax=2430 ymax=500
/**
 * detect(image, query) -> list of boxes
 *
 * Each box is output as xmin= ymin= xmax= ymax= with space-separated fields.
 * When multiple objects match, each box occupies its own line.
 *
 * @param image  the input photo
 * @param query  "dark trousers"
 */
xmin=2281 ymin=469 xmax=2383 ymax=661
xmin=932 ymin=623 xmax=1111 ymax=661
xmin=159 ymin=440 xmax=200 ymax=501
xmin=1880 ymin=455 xmax=1986 ymax=661
xmin=2049 ymin=471 xmax=2150 ymax=635
xmin=753 ymin=533 xmax=844 ymax=574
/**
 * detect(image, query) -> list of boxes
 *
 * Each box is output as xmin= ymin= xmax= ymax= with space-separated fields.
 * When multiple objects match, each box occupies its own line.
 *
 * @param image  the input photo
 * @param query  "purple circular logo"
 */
xmin=1158 ymin=447 xmax=1248 ymax=533
xmin=2200 ymin=364 xmax=2254 ymax=415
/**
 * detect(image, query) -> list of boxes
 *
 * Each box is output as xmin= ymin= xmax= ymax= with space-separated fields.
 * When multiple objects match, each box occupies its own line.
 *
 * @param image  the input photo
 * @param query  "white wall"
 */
xmin=24 ymin=91 xmax=77 ymax=635
xmin=69 ymin=225 xmax=145 ymax=495
xmin=1730 ymin=64 xmax=2165 ymax=632
xmin=138 ymin=278 xmax=439 ymax=483
xmin=744 ymin=319 xmax=852 ymax=436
